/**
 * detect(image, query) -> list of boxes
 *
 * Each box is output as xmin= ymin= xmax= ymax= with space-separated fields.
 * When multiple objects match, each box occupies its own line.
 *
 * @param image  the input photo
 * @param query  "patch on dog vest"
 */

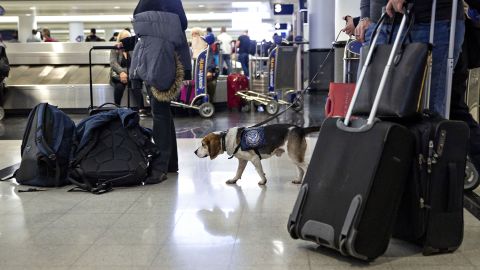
xmin=240 ymin=127 xmax=266 ymax=151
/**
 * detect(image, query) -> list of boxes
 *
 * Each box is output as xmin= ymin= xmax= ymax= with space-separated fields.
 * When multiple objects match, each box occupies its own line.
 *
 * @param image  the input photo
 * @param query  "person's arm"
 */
xmin=171 ymin=0 xmax=188 ymax=31
xmin=110 ymin=50 xmax=127 ymax=79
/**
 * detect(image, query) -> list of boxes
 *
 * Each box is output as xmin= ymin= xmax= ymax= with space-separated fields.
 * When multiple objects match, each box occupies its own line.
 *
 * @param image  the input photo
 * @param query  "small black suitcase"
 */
xmin=394 ymin=112 xmax=469 ymax=255
xmin=287 ymin=13 xmax=414 ymax=261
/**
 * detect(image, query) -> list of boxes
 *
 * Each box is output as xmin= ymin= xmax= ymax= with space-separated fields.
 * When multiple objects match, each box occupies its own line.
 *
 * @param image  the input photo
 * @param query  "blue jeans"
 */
xmin=222 ymin=54 xmax=232 ymax=74
xmin=364 ymin=20 xmax=465 ymax=116
xmin=239 ymin=53 xmax=250 ymax=77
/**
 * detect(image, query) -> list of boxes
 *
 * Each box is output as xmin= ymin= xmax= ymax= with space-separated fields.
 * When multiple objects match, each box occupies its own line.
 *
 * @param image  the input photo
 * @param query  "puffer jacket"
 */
xmin=130 ymin=11 xmax=191 ymax=101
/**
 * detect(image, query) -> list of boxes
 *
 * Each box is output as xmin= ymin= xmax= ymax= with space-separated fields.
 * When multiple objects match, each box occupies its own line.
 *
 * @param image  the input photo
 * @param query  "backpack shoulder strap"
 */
xmin=35 ymin=103 xmax=57 ymax=160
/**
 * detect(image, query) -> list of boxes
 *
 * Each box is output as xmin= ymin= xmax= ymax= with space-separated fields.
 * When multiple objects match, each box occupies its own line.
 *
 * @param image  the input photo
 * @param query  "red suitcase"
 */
xmin=227 ymin=74 xmax=248 ymax=109
xmin=325 ymin=82 xmax=356 ymax=118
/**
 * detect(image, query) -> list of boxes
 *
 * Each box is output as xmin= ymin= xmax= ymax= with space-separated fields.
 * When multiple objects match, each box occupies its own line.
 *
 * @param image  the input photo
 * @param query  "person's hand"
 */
xmin=354 ymin=18 xmax=372 ymax=42
xmin=386 ymin=0 xmax=406 ymax=17
xmin=115 ymin=42 xmax=123 ymax=49
xmin=342 ymin=16 xmax=356 ymax=36
xmin=120 ymin=72 xmax=128 ymax=84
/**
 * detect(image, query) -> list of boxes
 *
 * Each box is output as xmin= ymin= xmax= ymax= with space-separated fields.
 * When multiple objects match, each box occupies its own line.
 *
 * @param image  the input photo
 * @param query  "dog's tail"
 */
xmin=302 ymin=126 xmax=321 ymax=134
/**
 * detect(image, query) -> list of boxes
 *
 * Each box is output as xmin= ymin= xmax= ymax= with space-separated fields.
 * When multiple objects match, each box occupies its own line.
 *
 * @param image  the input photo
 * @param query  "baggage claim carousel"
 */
xmin=3 ymin=42 xmax=122 ymax=113
xmin=3 ymin=42 xmax=228 ymax=116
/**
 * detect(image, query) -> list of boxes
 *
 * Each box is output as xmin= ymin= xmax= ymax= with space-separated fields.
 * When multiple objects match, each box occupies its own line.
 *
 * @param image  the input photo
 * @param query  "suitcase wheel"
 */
xmin=287 ymin=222 xmax=299 ymax=239
xmin=465 ymin=159 xmax=480 ymax=191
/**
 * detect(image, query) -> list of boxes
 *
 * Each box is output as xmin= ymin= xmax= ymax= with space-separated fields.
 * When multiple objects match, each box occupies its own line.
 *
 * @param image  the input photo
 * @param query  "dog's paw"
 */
xmin=226 ymin=179 xmax=238 ymax=185
xmin=258 ymin=180 xmax=267 ymax=185
xmin=291 ymin=179 xmax=302 ymax=185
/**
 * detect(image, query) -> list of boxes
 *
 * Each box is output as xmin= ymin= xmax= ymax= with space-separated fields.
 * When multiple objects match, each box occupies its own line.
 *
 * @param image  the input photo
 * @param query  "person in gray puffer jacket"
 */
xmin=120 ymin=0 xmax=191 ymax=182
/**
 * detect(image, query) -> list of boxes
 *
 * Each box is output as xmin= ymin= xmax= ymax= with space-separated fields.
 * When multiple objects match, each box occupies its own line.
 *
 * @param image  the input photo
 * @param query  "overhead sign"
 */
xmin=273 ymin=4 xmax=294 ymax=15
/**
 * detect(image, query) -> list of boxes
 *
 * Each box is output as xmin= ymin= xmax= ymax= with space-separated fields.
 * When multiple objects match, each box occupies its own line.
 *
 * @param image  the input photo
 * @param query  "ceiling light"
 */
xmin=25 ymin=14 xmax=31 ymax=16
xmin=29 ymin=7 xmax=36 ymax=10
xmin=71 ymin=6 xmax=78 ymax=10
xmin=198 ymin=4 xmax=205 ymax=8
xmin=114 ymin=6 xmax=120 ymax=9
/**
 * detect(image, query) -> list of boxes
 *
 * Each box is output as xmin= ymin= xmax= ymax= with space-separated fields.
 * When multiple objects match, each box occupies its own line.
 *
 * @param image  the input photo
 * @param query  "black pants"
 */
xmin=451 ymin=42 xmax=480 ymax=171
xmin=149 ymin=95 xmax=178 ymax=173
xmin=112 ymin=79 xmax=145 ymax=109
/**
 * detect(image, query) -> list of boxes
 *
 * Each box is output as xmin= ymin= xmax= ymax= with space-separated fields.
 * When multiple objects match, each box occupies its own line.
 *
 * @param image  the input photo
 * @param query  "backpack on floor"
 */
xmin=69 ymin=109 xmax=160 ymax=194
xmin=13 ymin=103 xmax=75 ymax=187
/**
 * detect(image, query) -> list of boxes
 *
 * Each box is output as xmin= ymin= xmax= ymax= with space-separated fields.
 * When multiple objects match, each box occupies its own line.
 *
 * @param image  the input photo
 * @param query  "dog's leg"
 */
xmin=226 ymin=159 xmax=248 ymax=184
xmin=251 ymin=158 xmax=267 ymax=185
xmin=292 ymin=163 xmax=307 ymax=184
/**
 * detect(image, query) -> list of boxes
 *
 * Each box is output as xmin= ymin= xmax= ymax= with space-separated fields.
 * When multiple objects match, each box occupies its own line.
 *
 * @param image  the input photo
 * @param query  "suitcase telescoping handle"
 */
xmin=88 ymin=45 xmax=118 ymax=110
xmin=424 ymin=0 xmax=458 ymax=119
xmin=344 ymin=7 xmax=411 ymax=127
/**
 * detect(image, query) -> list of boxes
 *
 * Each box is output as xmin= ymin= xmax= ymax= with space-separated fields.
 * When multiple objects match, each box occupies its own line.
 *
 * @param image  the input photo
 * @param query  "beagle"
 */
xmin=194 ymin=124 xmax=320 ymax=185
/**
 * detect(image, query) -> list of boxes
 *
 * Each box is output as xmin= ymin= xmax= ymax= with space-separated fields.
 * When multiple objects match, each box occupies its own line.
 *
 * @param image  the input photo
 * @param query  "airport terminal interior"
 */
xmin=1 ymin=0 xmax=480 ymax=269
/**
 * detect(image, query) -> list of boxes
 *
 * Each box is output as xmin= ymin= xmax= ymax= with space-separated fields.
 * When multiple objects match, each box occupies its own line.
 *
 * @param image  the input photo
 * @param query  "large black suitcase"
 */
xmin=394 ymin=112 xmax=469 ymax=254
xmin=287 ymin=13 xmax=414 ymax=261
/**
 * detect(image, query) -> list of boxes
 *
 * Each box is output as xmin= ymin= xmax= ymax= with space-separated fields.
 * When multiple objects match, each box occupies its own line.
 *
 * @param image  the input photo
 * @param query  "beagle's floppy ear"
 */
xmin=207 ymin=134 xmax=222 ymax=160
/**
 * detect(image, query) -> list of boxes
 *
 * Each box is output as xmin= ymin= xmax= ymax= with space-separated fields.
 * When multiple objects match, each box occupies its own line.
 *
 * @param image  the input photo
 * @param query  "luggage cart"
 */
xmin=344 ymin=39 xmax=362 ymax=83
xmin=235 ymin=45 xmax=303 ymax=115
xmin=170 ymin=47 xmax=215 ymax=118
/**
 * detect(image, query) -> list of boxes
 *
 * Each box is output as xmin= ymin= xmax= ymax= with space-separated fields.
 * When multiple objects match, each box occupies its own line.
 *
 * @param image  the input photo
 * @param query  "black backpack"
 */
xmin=69 ymin=112 xmax=160 ymax=194
xmin=12 ymin=103 xmax=75 ymax=187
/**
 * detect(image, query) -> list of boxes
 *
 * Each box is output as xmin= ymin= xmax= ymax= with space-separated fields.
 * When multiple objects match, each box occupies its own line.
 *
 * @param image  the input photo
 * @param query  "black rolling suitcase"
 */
xmin=287 ymin=13 xmax=414 ymax=261
xmin=393 ymin=0 xmax=470 ymax=255
xmin=394 ymin=112 xmax=468 ymax=254
xmin=88 ymin=46 xmax=129 ymax=115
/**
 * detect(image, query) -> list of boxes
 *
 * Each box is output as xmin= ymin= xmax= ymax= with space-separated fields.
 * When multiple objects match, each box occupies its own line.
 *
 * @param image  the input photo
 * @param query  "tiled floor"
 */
xmin=0 ymin=138 xmax=479 ymax=269
xmin=0 ymin=93 xmax=479 ymax=269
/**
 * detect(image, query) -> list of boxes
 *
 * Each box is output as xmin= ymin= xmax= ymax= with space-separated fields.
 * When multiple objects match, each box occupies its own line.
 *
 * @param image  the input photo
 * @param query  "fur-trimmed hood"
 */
xmin=130 ymin=11 xmax=191 ymax=99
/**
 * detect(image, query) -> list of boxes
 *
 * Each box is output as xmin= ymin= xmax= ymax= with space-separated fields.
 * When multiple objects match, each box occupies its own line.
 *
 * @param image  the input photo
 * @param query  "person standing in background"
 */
xmin=191 ymin=27 xmax=207 ymax=60
xmin=86 ymin=28 xmax=105 ymax=42
xmin=109 ymin=32 xmax=119 ymax=42
xmin=217 ymin=26 xmax=233 ymax=74
xmin=42 ymin=28 xmax=57 ymax=42
xmin=120 ymin=0 xmax=192 ymax=182
xmin=26 ymin=29 xmax=41 ymax=42
xmin=236 ymin=30 xmax=251 ymax=77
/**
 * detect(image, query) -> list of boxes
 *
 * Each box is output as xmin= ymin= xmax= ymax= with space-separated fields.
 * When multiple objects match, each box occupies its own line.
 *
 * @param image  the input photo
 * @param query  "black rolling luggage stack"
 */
xmin=288 ymin=13 xmax=415 ymax=261
xmin=393 ymin=0 xmax=469 ymax=255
